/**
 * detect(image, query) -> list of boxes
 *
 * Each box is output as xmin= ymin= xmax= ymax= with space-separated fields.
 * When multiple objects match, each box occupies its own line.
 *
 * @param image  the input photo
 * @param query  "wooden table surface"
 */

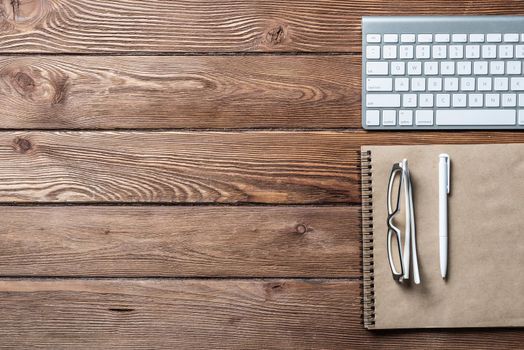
xmin=0 ymin=0 xmax=523 ymax=348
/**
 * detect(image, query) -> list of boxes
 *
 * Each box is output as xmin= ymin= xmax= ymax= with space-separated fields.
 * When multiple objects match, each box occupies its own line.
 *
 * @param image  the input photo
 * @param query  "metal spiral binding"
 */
xmin=360 ymin=149 xmax=375 ymax=329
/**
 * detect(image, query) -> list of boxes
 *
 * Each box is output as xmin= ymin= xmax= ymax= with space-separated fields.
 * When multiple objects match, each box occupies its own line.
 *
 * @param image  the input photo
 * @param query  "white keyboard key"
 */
xmin=499 ymin=45 xmax=514 ymax=58
xmin=384 ymin=34 xmax=399 ymax=43
xmin=403 ymin=94 xmax=417 ymax=107
xmin=486 ymin=33 xmax=502 ymax=42
xmin=398 ymin=110 xmax=413 ymax=126
xmin=502 ymin=93 xmax=517 ymax=107
xmin=452 ymin=94 xmax=467 ymax=107
xmin=469 ymin=93 xmax=483 ymax=107
xmin=416 ymin=110 xmax=434 ymax=125
xmin=419 ymin=94 xmax=434 ymax=107
xmin=481 ymin=45 xmax=497 ymax=58
xmin=519 ymin=94 xmax=524 ymax=107
xmin=440 ymin=61 xmax=455 ymax=75
xmin=366 ymin=46 xmax=380 ymax=59
xmin=444 ymin=77 xmax=459 ymax=91
xmin=516 ymin=45 xmax=524 ymax=58
xmin=469 ymin=34 xmax=484 ymax=43
xmin=436 ymin=94 xmax=450 ymax=107
xmin=411 ymin=77 xmax=425 ymax=91
xmin=401 ymin=34 xmax=416 ymax=43
xmin=366 ymin=78 xmax=393 ymax=91
xmin=449 ymin=45 xmax=464 ymax=58
xmin=519 ymin=111 xmax=524 ymax=125
xmin=395 ymin=78 xmax=409 ymax=92
xmin=457 ymin=61 xmax=471 ymax=75
xmin=507 ymin=61 xmax=522 ymax=75
xmin=477 ymin=77 xmax=492 ymax=91
xmin=428 ymin=78 xmax=442 ymax=91
xmin=383 ymin=45 xmax=397 ymax=59
xmin=382 ymin=110 xmax=396 ymax=125
xmin=367 ymin=34 xmax=381 ymax=43
xmin=366 ymin=94 xmax=401 ymax=108
xmin=452 ymin=34 xmax=467 ymax=43
xmin=503 ymin=33 xmax=519 ymax=42
xmin=511 ymin=78 xmax=524 ymax=91
xmin=460 ymin=77 xmax=475 ymax=91
xmin=465 ymin=45 xmax=480 ymax=59
xmin=424 ymin=61 xmax=438 ymax=75
xmin=432 ymin=45 xmax=447 ymax=59
xmin=391 ymin=62 xmax=405 ymax=75
xmin=490 ymin=61 xmax=505 ymax=75
xmin=473 ymin=61 xmax=488 ymax=75
xmin=436 ymin=110 xmax=516 ymax=125
xmin=365 ymin=110 xmax=380 ymax=126
xmin=485 ymin=94 xmax=500 ymax=107
xmin=418 ymin=34 xmax=432 ymax=43
xmin=407 ymin=62 xmax=422 ymax=75
xmin=416 ymin=45 xmax=430 ymax=58
xmin=435 ymin=34 xmax=450 ymax=43
xmin=366 ymin=62 xmax=388 ymax=75
xmin=494 ymin=77 xmax=509 ymax=91
xmin=399 ymin=45 xmax=414 ymax=59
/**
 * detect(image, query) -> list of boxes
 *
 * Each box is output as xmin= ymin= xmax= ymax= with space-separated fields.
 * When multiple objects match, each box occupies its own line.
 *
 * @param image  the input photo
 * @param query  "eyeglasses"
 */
xmin=386 ymin=159 xmax=420 ymax=284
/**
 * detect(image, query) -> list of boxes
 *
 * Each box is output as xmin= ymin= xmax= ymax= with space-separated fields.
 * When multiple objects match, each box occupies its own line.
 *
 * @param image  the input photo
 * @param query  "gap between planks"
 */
xmin=0 ymin=277 xmax=360 ymax=281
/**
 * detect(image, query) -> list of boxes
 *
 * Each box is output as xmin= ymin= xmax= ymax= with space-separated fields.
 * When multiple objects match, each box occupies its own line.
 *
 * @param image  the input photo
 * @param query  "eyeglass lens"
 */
xmin=387 ymin=166 xmax=402 ymax=216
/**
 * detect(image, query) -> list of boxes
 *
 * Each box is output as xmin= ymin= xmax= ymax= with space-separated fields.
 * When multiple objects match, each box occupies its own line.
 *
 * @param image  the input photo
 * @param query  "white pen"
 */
xmin=439 ymin=154 xmax=450 ymax=279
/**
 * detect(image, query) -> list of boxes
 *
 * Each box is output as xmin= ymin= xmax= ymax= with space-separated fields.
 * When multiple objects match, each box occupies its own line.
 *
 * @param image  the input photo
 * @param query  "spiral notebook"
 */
xmin=361 ymin=144 xmax=524 ymax=329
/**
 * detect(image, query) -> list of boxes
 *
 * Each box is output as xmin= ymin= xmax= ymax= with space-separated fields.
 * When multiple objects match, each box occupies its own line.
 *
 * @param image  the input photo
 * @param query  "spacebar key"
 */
xmin=436 ymin=110 xmax=516 ymax=125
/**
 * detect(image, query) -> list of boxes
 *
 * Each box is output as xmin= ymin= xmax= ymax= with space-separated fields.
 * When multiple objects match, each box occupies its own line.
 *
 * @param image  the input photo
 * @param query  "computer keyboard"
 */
xmin=362 ymin=16 xmax=524 ymax=130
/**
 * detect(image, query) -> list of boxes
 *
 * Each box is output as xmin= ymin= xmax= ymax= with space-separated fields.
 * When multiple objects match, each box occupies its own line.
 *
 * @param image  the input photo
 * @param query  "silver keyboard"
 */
xmin=362 ymin=16 xmax=524 ymax=130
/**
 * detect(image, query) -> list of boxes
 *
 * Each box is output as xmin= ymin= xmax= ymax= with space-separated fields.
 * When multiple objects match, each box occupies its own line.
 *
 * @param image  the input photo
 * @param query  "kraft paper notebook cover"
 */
xmin=361 ymin=144 xmax=524 ymax=329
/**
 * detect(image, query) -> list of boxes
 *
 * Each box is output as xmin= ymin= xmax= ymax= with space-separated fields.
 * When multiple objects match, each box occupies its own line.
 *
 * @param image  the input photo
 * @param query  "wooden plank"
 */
xmin=0 ymin=0 xmax=523 ymax=53
xmin=0 ymin=206 xmax=358 ymax=277
xmin=0 ymin=56 xmax=358 ymax=129
xmin=1 ymin=131 xmax=524 ymax=204
xmin=0 ymin=279 xmax=522 ymax=349
xmin=0 ymin=131 xmax=357 ymax=204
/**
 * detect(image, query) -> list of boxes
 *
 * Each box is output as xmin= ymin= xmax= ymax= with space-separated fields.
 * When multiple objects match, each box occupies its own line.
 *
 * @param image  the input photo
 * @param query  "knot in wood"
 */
xmin=6 ymin=67 xmax=69 ymax=105
xmin=295 ymin=224 xmax=307 ymax=234
xmin=12 ymin=136 xmax=32 ymax=154
xmin=10 ymin=0 xmax=20 ymax=19
xmin=14 ymin=71 xmax=35 ymax=93
xmin=264 ymin=282 xmax=285 ymax=299
xmin=3 ymin=0 xmax=44 ymax=24
xmin=266 ymin=25 xmax=285 ymax=45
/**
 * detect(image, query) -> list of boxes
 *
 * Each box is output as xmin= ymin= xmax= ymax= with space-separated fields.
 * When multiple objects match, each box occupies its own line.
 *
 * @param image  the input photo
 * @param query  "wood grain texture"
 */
xmin=1 ymin=0 xmax=524 ymax=53
xmin=1 ymin=131 xmax=523 ymax=204
xmin=1 ymin=0 xmax=522 ymax=347
xmin=0 ymin=279 xmax=522 ymax=350
xmin=0 ymin=131 xmax=357 ymax=204
xmin=0 ymin=206 xmax=357 ymax=277
xmin=0 ymin=55 xmax=358 ymax=129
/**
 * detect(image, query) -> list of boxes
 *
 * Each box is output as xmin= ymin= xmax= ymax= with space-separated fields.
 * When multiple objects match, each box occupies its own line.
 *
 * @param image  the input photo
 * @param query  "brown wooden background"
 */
xmin=0 ymin=0 xmax=523 ymax=348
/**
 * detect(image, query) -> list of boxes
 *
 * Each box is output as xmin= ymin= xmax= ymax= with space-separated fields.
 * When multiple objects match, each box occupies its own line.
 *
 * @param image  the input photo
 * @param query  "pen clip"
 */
xmin=439 ymin=154 xmax=450 ymax=194
xmin=446 ymin=156 xmax=450 ymax=194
